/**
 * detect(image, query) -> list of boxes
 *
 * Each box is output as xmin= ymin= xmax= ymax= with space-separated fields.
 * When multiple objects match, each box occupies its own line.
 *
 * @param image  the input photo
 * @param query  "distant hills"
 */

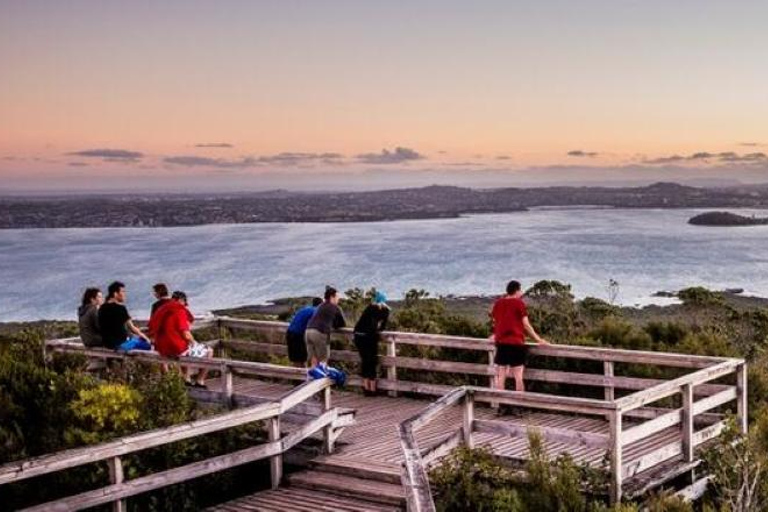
xmin=3 ymin=182 xmax=768 ymax=228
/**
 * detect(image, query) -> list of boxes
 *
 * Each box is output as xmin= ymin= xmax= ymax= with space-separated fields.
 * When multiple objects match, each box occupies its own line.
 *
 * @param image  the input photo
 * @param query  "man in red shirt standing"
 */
xmin=149 ymin=291 xmax=213 ymax=387
xmin=491 ymin=280 xmax=549 ymax=392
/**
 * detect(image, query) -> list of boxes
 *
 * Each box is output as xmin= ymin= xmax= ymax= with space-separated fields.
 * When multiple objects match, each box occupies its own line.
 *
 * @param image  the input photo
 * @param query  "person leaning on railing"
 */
xmin=490 ymin=280 xmax=549 ymax=393
xmin=353 ymin=291 xmax=390 ymax=396
xmin=305 ymin=286 xmax=347 ymax=368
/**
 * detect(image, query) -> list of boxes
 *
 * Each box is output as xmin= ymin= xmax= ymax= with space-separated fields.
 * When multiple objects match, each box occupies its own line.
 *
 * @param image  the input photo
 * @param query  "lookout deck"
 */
xmin=0 ymin=316 xmax=747 ymax=512
xmin=204 ymin=376 xmax=729 ymax=511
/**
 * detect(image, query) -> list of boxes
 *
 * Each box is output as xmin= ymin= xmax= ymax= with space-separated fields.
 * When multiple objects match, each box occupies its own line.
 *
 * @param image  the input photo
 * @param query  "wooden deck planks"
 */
xmin=207 ymin=376 xmax=698 ymax=510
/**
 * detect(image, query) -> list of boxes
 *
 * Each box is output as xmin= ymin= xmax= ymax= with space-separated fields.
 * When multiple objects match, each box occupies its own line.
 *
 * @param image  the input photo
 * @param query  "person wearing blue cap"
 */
xmin=353 ymin=290 xmax=390 ymax=396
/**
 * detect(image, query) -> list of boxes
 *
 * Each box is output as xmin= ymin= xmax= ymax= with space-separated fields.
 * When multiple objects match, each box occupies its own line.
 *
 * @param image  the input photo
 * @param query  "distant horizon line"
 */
xmin=2 ymin=178 xmax=765 ymax=199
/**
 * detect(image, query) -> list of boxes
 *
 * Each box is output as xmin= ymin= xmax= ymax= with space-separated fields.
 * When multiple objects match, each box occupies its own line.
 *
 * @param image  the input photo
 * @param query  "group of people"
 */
xmin=284 ymin=280 xmax=548 ymax=396
xmin=78 ymin=281 xmax=213 ymax=387
xmin=78 ymin=278 xmax=547 ymax=395
xmin=285 ymin=286 xmax=390 ymax=396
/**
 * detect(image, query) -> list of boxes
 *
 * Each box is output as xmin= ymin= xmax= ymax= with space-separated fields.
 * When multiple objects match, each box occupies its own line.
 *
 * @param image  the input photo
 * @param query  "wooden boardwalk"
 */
xmin=2 ymin=320 xmax=745 ymax=512
xmin=206 ymin=376 xmax=712 ymax=511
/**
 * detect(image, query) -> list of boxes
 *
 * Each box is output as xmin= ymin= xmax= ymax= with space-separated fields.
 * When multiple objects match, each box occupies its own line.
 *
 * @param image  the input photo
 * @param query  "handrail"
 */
xmin=217 ymin=316 xmax=731 ymax=368
xmin=398 ymin=360 xmax=747 ymax=510
xmin=0 ymin=373 xmax=339 ymax=512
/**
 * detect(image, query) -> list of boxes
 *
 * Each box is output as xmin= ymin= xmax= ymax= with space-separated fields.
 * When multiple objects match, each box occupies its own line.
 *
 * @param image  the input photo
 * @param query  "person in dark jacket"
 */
xmin=150 ymin=282 xmax=171 ymax=317
xmin=354 ymin=291 xmax=390 ymax=396
xmin=285 ymin=297 xmax=323 ymax=367
xmin=78 ymin=287 xmax=103 ymax=347
xmin=305 ymin=286 xmax=346 ymax=367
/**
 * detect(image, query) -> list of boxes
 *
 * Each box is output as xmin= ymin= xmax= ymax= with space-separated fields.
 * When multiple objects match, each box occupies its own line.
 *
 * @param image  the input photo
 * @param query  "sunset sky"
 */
xmin=1 ymin=0 xmax=767 ymax=193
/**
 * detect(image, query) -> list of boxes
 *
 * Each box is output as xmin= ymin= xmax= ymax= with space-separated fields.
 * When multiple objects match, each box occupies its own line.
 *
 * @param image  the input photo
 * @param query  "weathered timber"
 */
xmin=474 ymin=419 xmax=609 ymax=448
xmin=0 ymin=401 xmax=280 ymax=485
xmin=22 ymin=441 xmax=284 ymax=512
xmin=420 ymin=429 xmax=463 ymax=467
xmin=614 ymin=360 xmax=740 ymax=412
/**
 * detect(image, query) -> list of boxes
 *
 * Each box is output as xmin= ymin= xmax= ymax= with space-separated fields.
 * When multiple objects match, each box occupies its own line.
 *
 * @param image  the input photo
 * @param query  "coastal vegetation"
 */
xmin=0 ymin=325 xmax=272 ymax=511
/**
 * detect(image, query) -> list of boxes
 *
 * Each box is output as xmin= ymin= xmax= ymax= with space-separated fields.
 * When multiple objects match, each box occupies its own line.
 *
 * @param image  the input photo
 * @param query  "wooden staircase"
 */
xmin=211 ymin=458 xmax=405 ymax=511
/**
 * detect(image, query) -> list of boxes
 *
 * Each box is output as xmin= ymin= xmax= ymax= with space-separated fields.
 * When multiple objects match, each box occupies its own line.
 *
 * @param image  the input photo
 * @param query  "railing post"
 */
xmin=268 ymin=416 xmax=282 ymax=489
xmin=489 ymin=347 xmax=498 ymax=409
xmin=387 ymin=336 xmax=398 ymax=397
xmin=609 ymin=410 xmax=623 ymax=504
xmin=604 ymin=361 xmax=615 ymax=402
xmin=221 ymin=362 xmax=233 ymax=408
xmin=463 ymin=390 xmax=474 ymax=449
xmin=322 ymin=384 xmax=335 ymax=453
xmin=682 ymin=383 xmax=694 ymax=462
xmin=737 ymin=362 xmax=748 ymax=435
xmin=107 ymin=456 xmax=126 ymax=512
xmin=217 ymin=318 xmax=229 ymax=359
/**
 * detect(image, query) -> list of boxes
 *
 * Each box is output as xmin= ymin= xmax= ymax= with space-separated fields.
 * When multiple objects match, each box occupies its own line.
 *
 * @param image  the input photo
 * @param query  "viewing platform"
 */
xmin=0 ymin=316 xmax=746 ymax=511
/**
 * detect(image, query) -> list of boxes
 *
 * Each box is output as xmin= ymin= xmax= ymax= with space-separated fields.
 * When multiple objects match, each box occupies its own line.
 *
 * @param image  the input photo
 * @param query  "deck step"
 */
xmin=288 ymin=469 xmax=406 ymax=507
xmin=212 ymin=487 xmax=401 ymax=512
xmin=311 ymin=456 xmax=402 ymax=484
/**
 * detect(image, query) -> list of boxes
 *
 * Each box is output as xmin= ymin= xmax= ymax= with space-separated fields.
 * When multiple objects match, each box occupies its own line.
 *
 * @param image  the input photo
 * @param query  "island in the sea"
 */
xmin=4 ymin=181 xmax=768 ymax=228
xmin=688 ymin=211 xmax=768 ymax=227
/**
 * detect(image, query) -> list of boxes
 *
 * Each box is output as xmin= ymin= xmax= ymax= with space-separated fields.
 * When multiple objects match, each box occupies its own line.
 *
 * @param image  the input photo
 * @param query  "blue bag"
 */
xmin=118 ymin=336 xmax=152 ymax=352
xmin=307 ymin=363 xmax=329 ymax=380
xmin=326 ymin=366 xmax=347 ymax=387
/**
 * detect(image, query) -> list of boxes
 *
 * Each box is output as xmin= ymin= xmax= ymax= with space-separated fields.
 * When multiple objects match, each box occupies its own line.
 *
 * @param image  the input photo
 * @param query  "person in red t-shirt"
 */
xmin=148 ymin=291 xmax=213 ymax=387
xmin=490 ymin=280 xmax=549 ymax=392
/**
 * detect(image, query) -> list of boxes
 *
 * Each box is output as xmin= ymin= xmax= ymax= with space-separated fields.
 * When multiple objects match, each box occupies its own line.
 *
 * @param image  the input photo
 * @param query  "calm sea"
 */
xmin=1 ymin=208 xmax=767 ymax=322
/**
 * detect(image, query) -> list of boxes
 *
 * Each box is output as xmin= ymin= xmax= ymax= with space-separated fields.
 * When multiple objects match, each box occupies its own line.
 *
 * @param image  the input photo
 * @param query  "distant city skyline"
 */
xmin=1 ymin=0 xmax=767 ymax=193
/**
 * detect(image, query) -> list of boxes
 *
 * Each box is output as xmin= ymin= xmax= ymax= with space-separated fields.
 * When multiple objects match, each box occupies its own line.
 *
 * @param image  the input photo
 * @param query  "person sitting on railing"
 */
xmin=305 ymin=286 xmax=347 ymax=367
xmin=149 ymin=290 xmax=213 ymax=387
xmin=353 ymin=290 xmax=390 ymax=396
xmin=78 ymin=287 xmax=104 ymax=347
xmin=98 ymin=281 xmax=151 ymax=350
xmin=491 ymin=280 xmax=549 ymax=393
xmin=150 ymin=282 xmax=171 ymax=318
xmin=285 ymin=297 xmax=323 ymax=368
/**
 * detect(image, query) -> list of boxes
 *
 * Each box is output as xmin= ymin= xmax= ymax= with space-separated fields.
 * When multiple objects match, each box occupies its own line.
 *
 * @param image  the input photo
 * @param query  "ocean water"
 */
xmin=1 ymin=208 xmax=768 ymax=322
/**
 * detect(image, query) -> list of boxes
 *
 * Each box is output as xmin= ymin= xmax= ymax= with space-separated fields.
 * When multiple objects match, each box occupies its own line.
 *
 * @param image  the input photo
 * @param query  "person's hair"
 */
xmin=153 ymin=283 xmax=169 ymax=297
xmin=107 ymin=281 xmax=125 ymax=299
xmin=171 ymin=290 xmax=187 ymax=302
xmin=324 ymin=286 xmax=338 ymax=301
xmin=81 ymin=287 xmax=101 ymax=307
xmin=506 ymin=280 xmax=522 ymax=295
xmin=312 ymin=297 xmax=323 ymax=307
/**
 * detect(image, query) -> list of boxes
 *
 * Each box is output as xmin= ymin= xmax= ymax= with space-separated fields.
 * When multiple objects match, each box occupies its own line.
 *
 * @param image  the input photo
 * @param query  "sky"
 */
xmin=1 ymin=0 xmax=767 ymax=193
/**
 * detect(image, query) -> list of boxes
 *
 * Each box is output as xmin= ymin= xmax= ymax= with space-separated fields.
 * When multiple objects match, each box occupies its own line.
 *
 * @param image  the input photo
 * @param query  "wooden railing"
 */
xmin=399 ymin=386 xmax=618 ymax=512
xmin=0 ymin=345 xmax=350 ymax=512
xmin=612 ymin=358 xmax=746 ymax=500
xmin=26 ymin=317 xmax=745 ymax=510
xmin=397 ymin=361 xmax=747 ymax=510
xmin=216 ymin=316 xmax=731 ymax=404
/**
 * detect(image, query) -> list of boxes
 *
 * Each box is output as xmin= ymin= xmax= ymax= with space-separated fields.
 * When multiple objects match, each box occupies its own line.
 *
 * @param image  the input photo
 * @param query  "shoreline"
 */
xmin=3 ymin=290 xmax=767 ymax=326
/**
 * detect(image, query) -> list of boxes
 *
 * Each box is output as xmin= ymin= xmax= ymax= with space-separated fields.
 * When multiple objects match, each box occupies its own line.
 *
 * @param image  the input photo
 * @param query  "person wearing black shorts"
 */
xmin=490 ymin=280 xmax=549 ymax=392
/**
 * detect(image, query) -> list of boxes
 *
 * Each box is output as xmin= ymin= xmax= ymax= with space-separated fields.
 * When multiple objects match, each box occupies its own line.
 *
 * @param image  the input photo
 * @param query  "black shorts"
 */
xmin=494 ymin=344 xmax=528 ymax=367
xmin=285 ymin=331 xmax=307 ymax=363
